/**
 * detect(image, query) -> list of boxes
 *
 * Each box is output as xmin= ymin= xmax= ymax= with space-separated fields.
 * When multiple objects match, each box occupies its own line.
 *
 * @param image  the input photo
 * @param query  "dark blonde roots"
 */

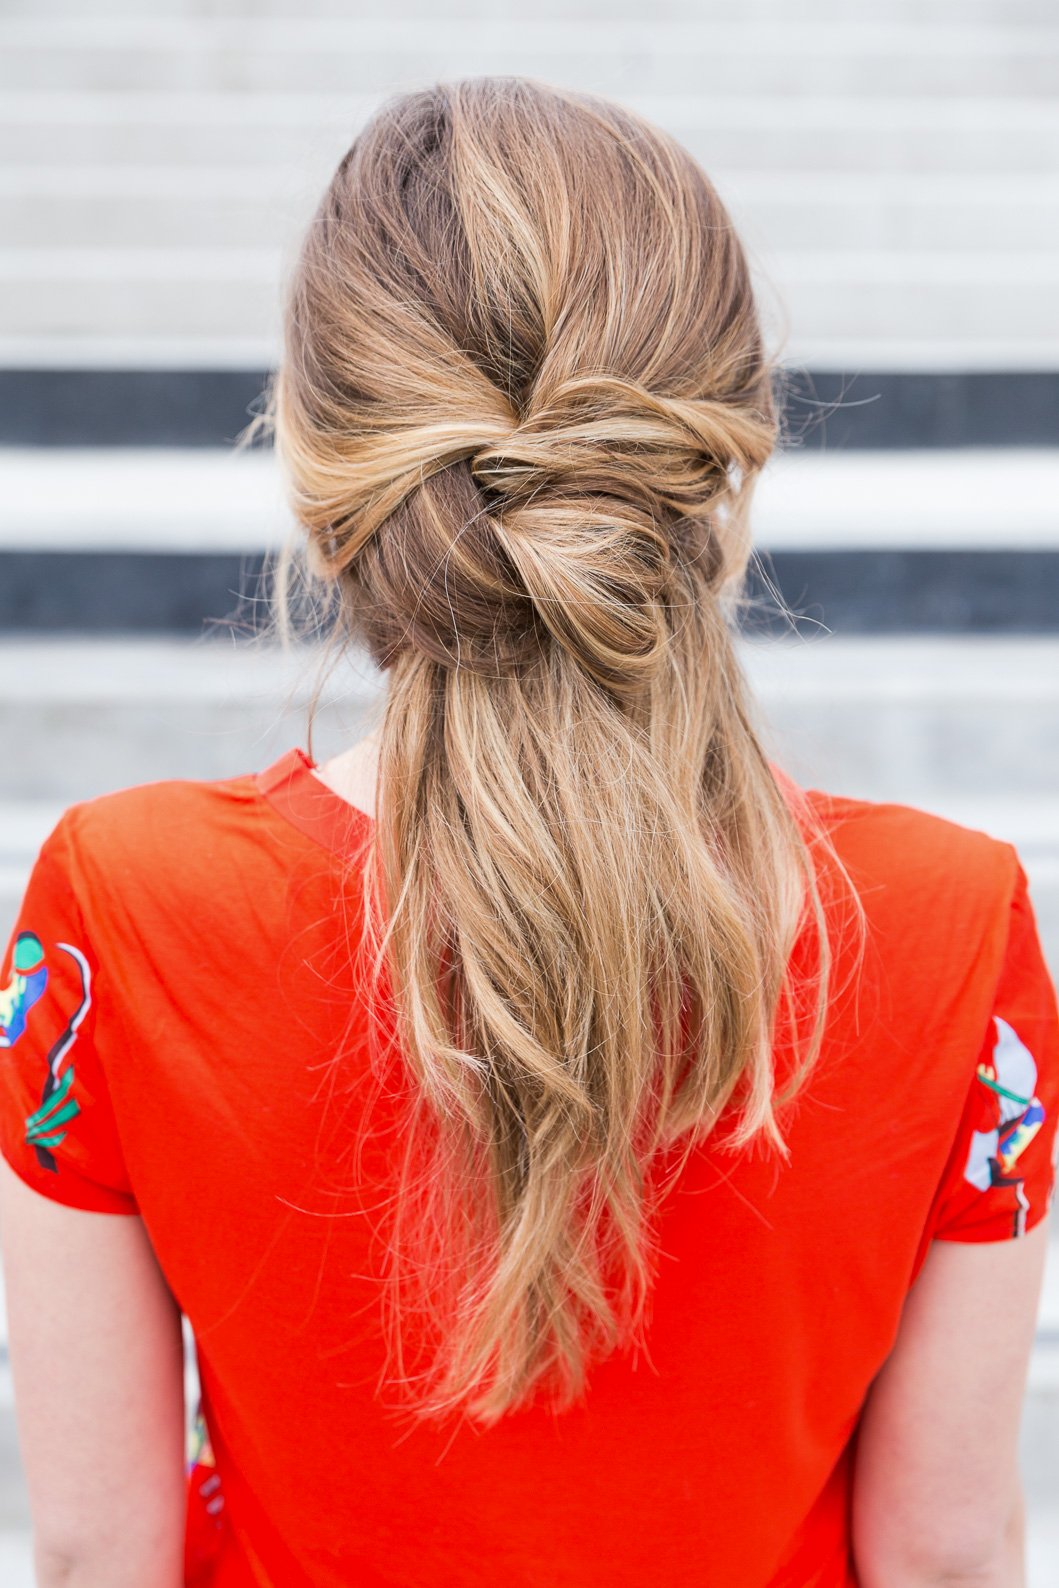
xmin=253 ymin=77 xmax=864 ymax=1427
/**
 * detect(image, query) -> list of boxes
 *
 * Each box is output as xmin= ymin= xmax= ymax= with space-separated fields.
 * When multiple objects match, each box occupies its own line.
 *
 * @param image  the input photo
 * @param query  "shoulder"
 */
xmin=43 ymin=770 xmax=266 ymax=924
xmin=796 ymin=782 xmax=1022 ymax=934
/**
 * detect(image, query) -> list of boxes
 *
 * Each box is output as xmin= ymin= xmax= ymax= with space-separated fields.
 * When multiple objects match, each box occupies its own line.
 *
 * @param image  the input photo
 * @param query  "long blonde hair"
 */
xmin=247 ymin=77 xmax=864 ymax=1428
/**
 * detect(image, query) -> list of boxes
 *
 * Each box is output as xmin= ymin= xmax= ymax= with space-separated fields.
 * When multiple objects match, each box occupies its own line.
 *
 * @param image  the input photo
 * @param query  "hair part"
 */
xmin=244 ymin=75 xmax=867 ymax=1428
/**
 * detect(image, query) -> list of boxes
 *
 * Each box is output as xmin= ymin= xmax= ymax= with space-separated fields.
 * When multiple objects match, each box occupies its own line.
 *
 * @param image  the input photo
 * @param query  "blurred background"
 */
xmin=0 ymin=0 xmax=1057 ymax=1578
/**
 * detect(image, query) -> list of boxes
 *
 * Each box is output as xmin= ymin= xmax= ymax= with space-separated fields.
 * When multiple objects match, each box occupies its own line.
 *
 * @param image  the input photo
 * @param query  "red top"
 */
xmin=1 ymin=748 xmax=1057 ymax=1588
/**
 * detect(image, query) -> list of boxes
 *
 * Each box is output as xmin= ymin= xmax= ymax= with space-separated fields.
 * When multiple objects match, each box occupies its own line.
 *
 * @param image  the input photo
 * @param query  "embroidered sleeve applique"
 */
xmin=961 ymin=1014 xmax=1047 ymax=1238
xmin=0 ymin=928 xmax=92 ymax=1175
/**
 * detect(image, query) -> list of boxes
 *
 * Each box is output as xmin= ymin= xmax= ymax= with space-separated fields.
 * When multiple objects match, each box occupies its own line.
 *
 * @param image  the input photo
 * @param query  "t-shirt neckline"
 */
xmin=255 ymin=747 xmax=375 ymax=860
xmin=256 ymin=746 xmax=809 ymax=863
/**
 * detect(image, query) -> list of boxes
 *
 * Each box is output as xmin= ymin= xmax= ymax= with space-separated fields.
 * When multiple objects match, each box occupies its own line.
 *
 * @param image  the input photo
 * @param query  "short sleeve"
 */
xmin=0 ymin=812 xmax=139 ymax=1215
xmin=931 ymin=856 xmax=1059 ymax=1243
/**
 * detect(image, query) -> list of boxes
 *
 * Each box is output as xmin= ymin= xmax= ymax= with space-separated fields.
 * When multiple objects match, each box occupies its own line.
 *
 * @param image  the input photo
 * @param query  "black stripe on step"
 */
xmin=1 ymin=369 xmax=1057 ymax=450
xmin=1 ymin=549 xmax=1058 ymax=636
xmin=744 ymin=550 xmax=1059 ymax=635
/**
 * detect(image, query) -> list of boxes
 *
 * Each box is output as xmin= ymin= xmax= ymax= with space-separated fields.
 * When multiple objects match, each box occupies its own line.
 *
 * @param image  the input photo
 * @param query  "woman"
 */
xmin=0 ymin=77 xmax=1055 ymax=1588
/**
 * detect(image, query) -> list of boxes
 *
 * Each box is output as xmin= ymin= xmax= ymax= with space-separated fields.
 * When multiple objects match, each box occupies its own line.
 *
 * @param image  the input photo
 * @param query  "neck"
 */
xmin=312 ymin=728 xmax=382 ymax=819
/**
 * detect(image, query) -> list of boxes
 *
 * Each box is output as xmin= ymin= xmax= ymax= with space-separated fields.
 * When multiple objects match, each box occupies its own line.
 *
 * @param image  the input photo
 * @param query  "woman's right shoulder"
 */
xmin=800 ymin=781 xmax=1022 ymax=922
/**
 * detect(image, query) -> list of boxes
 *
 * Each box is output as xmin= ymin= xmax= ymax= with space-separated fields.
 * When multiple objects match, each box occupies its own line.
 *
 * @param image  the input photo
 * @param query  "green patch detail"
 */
xmin=978 ymin=1072 xmax=1032 ymax=1108
xmin=27 ymin=1127 xmax=69 ymax=1148
xmin=23 ymin=1066 xmax=81 ymax=1150
xmin=12 ymin=933 xmax=44 ymax=974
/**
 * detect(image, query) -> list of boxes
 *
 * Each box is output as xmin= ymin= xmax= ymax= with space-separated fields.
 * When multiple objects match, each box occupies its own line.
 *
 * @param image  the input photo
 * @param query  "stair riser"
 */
xmin=5 ymin=113 xmax=1059 ymax=176
xmin=6 ymin=0 xmax=1059 ymax=20
xmin=1 ymin=688 xmax=1057 ymax=795
xmin=4 ymin=269 xmax=1057 ymax=344
xmin=4 ymin=40 xmax=1059 ymax=98
xmin=759 ymin=701 xmax=1059 ymax=803
xmin=10 ymin=187 xmax=1059 ymax=254
xmin=5 ymin=0 xmax=1058 ymax=18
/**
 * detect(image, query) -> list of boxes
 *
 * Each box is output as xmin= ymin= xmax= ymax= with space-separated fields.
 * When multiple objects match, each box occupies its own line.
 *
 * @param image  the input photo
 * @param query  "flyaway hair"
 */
xmin=244 ymin=76 xmax=866 ymax=1428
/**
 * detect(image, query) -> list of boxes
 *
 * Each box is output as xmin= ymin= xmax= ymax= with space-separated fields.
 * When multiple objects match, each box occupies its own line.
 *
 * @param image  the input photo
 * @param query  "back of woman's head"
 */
xmin=263 ymin=76 xmax=860 ymax=1427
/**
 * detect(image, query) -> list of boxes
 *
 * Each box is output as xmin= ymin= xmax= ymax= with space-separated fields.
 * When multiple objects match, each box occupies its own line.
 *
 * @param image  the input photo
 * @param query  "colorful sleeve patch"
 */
xmin=931 ymin=856 xmax=1059 ymax=1245
xmin=961 ymin=1014 xmax=1047 ymax=1238
xmin=0 ymin=929 xmax=92 ymax=1175
xmin=0 ymin=932 xmax=49 ymax=1047
xmin=0 ymin=815 xmax=138 ymax=1213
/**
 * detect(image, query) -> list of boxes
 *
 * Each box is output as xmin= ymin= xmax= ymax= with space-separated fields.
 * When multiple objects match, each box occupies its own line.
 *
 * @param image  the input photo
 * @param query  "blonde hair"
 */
xmin=246 ymin=76 xmax=865 ymax=1428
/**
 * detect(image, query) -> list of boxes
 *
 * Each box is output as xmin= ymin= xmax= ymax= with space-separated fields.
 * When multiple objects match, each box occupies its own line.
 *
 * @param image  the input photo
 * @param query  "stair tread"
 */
xmin=1 ymin=448 xmax=1058 ymax=552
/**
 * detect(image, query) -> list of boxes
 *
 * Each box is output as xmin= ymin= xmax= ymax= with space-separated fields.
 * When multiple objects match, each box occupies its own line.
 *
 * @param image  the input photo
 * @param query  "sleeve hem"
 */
xmin=931 ymin=1200 xmax=1054 ymax=1246
xmin=0 ymin=1136 xmax=141 ymax=1217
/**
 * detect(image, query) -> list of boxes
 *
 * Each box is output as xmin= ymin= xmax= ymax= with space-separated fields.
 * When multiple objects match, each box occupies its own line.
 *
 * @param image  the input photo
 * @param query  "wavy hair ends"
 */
xmin=254 ymin=76 xmax=868 ymax=1428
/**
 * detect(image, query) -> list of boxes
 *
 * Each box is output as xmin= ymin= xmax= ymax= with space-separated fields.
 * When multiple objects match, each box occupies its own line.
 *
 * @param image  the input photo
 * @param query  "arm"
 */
xmin=1005 ymin=1481 xmax=1028 ymax=1587
xmin=852 ymin=1217 xmax=1050 ymax=1587
xmin=0 ymin=1156 xmax=186 ymax=1588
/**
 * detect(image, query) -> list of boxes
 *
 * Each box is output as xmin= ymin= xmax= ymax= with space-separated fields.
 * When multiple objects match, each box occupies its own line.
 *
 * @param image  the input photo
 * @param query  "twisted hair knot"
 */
xmin=299 ymin=372 xmax=773 ymax=696
xmin=471 ymin=374 xmax=772 ymax=516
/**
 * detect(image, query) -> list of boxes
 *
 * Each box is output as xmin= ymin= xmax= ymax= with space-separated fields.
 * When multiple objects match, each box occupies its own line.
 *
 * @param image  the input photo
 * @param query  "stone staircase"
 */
xmin=1 ymin=4 xmax=1058 ymax=372
xmin=1 ymin=0 xmax=1057 ymax=1577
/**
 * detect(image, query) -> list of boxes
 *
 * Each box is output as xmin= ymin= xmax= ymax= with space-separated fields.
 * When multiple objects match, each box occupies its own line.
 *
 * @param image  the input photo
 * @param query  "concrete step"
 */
xmin=726 ymin=173 xmax=1059 ymax=254
xmin=0 ymin=638 xmax=381 ymax=804
xmin=3 ymin=18 xmax=1059 ymax=99
xmin=4 ymin=444 xmax=1057 ymax=633
xmin=6 ymin=0 xmax=1059 ymax=21
xmin=11 ymin=0 xmax=1059 ymax=16
xmin=0 ymin=1538 xmax=31 ymax=1588
xmin=745 ymin=634 xmax=1059 ymax=803
xmin=2 ymin=249 xmax=1057 ymax=363
xmin=2 ymin=246 xmax=1054 ymax=343
xmin=0 ymin=446 xmax=291 ymax=553
xmin=0 ymin=274 xmax=1054 ymax=370
xmin=0 ymin=635 xmax=1056 ymax=803
xmin=8 ymin=169 xmax=1059 ymax=256
xmin=4 ymin=368 xmax=1055 ymax=450
xmin=3 ymin=446 xmax=1057 ymax=555
xmin=4 ymin=92 xmax=1057 ymax=177
xmin=752 ymin=449 xmax=1059 ymax=550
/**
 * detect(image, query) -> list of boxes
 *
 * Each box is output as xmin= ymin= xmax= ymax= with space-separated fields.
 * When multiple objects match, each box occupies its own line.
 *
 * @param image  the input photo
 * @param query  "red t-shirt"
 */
xmin=1 ymin=748 xmax=1057 ymax=1588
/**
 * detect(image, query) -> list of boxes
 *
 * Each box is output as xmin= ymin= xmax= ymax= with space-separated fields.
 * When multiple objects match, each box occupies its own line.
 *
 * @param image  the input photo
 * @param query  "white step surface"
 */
xmin=11 ymin=332 xmax=1055 ymax=374
xmin=3 ymin=446 xmax=1058 ymax=553
xmin=0 ymin=637 xmax=383 ymax=803
xmin=746 ymin=635 xmax=1059 ymax=801
xmin=5 ymin=248 xmax=1057 ymax=354
xmin=10 ymin=169 xmax=1059 ymax=255
xmin=1 ymin=5 xmax=1057 ymax=369
xmin=0 ymin=634 xmax=1057 ymax=802
xmin=0 ymin=1538 xmax=31 ymax=1588
xmin=6 ymin=91 xmax=1057 ymax=175
xmin=2 ymin=18 xmax=1059 ymax=100
xmin=5 ymin=0 xmax=1059 ymax=19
